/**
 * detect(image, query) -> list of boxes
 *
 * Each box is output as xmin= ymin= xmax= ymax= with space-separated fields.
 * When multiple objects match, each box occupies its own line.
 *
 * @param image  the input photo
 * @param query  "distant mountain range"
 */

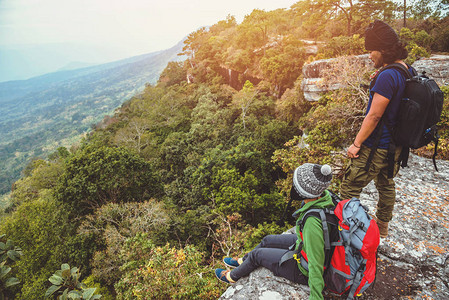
xmin=56 ymin=61 xmax=98 ymax=72
xmin=0 ymin=38 xmax=186 ymax=194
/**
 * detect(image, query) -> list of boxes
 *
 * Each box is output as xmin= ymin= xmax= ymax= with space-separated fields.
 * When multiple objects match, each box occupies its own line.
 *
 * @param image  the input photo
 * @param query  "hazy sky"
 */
xmin=0 ymin=0 xmax=296 ymax=71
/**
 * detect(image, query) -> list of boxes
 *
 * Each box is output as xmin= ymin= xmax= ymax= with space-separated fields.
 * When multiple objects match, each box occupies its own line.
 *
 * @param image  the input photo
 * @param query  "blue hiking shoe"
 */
xmin=215 ymin=268 xmax=235 ymax=284
xmin=223 ymin=257 xmax=241 ymax=268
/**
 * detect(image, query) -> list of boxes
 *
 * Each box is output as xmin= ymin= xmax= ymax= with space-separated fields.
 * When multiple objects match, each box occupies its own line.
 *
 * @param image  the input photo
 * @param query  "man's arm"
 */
xmin=347 ymin=92 xmax=390 ymax=158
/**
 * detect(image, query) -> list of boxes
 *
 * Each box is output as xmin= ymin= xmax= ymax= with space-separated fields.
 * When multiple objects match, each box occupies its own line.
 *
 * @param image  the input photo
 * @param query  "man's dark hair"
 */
xmin=381 ymin=41 xmax=408 ymax=64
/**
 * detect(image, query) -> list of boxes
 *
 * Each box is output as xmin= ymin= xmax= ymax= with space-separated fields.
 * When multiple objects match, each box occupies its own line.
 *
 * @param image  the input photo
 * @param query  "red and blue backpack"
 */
xmin=280 ymin=192 xmax=380 ymax=299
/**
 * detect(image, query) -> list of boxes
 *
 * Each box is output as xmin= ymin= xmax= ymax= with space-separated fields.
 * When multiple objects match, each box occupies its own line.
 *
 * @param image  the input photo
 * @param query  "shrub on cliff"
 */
xmin=78 ymin=200 xmax=170 ymax=286
xmin=399 ymin=27 xmax=431 ymax=64
xmin=114 ymin=234 xmax=223 ymax=299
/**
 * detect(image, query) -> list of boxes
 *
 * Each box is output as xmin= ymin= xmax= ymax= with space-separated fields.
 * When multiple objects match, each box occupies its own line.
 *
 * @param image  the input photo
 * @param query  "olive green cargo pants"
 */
xmin=340 ymin=144 xmax=402 ymax=223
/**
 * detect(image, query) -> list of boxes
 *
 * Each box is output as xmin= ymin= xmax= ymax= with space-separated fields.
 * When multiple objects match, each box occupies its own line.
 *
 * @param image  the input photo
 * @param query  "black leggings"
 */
xmin=229 ymin=234 xmax=308 ymax=285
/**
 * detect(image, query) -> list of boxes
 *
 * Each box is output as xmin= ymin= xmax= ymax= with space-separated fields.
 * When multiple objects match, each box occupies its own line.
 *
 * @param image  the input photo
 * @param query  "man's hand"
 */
xmin=347 ymin=144 xmax=360 ymax=158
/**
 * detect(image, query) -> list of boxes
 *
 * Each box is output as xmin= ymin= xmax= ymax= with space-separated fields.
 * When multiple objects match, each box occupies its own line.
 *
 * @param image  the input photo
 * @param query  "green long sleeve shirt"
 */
xmin=294 ymin=190 xmax=334 ymax=300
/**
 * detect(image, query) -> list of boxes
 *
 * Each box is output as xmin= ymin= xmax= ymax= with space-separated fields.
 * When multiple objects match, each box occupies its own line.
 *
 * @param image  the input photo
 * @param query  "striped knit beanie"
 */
xmin=292 ymin=163 xmax=333 ymax=199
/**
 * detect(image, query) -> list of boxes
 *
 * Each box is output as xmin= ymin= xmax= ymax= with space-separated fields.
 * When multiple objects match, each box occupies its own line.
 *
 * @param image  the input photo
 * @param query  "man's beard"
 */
xmin=373 ymin=56 xmax=384 ymax=68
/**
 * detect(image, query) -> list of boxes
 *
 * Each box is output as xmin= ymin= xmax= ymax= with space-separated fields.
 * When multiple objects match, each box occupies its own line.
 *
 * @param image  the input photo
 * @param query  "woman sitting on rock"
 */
xmin=215 ymin=163 xmax=334 ymax=300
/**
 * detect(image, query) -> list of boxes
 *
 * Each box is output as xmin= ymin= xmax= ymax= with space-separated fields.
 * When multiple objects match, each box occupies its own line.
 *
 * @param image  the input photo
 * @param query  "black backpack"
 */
xmin=365 ymin=63 xmax=444 ymax=176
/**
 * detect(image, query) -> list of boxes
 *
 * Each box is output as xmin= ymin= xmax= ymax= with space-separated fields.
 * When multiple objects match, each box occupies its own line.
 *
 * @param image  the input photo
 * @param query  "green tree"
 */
xmin=207 ymin=168 xmax=283 ymax=222
xmin=157 ymin=61 xmax=186 ymax=87
xmin=237 ymin=9 xmax=287 ymax=54
xmin=158 ymin=131 xmax=191 ymax=182
xmin=291 ymin=0 xmax=395 ymax=38
xmin=10 ymin=159 xmax=64 ymax=208
xmin=187 ymin=87 xmax=233 ymax=153
xmin=113 ymin=118 xmax=156 ymax=154
xmin=181 ymin=27 xmax=210 ymax=62
xmin=275 ymin=78 xmax=312 ymax=123
xmin=357 ymin=0 xmax=396 ymax=21
xmin=55 ymin=146 xmax=162 ymax=215
xmin=317 ymin=34 xmax=365 ymax=58
xmin=260 ymin=37 xmax=307 ymax=96
xmin=326 ymin=0 xmax=357 ymax=35
xmin=177 ymin=135 xmax=285 ymax=225
xmin=407 ymin=0 xmax=448 ymax=19
xmin=231 ymin=81 xmax=258 ymax=130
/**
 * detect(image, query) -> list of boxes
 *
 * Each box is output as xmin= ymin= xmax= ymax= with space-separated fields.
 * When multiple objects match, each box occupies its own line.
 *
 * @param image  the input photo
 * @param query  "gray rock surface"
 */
xmin=301 ymin=55 xmax=371 ymax=102
xmin=300 ymin=40 xmax=326 ymax=56
xmin=219 ymin=154 xmax=449 ymax=299
xmin=412 ymin=55 xmax=449 ymax=86
xmin=220 ymin=267 xmax=309 ymax=300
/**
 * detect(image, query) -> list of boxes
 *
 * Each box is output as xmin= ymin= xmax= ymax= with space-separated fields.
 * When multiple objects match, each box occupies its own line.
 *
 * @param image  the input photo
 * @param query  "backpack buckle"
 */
xmin=293 ymin=253 xmax=301 ymax=263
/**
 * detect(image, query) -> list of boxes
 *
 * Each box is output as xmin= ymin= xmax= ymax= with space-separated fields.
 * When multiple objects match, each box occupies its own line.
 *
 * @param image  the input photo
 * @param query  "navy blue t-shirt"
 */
xmin=363 ymin=67 xmax=411 ymax=149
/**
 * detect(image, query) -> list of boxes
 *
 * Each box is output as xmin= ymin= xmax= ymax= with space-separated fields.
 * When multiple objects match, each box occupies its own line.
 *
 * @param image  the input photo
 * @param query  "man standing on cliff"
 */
xmin=340 ymin=20 xmax=410 ymax=238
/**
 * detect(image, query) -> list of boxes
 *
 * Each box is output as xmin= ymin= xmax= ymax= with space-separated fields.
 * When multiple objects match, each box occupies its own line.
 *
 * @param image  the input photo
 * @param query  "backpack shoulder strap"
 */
xmin=381 ymin=63 xmax=414 ymax=79
xmin=370 ymin=63 xmax=414 ymax=90
xmin=299 ymin=208 xmax=338 ymax=267
xmin=281 ymin=208 xmax=338 ymax=267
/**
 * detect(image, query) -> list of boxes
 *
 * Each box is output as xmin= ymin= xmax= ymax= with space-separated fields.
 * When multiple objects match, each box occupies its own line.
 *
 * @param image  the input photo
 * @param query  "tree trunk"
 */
xmin=403 ymin=0 xmax=407 ymax=27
